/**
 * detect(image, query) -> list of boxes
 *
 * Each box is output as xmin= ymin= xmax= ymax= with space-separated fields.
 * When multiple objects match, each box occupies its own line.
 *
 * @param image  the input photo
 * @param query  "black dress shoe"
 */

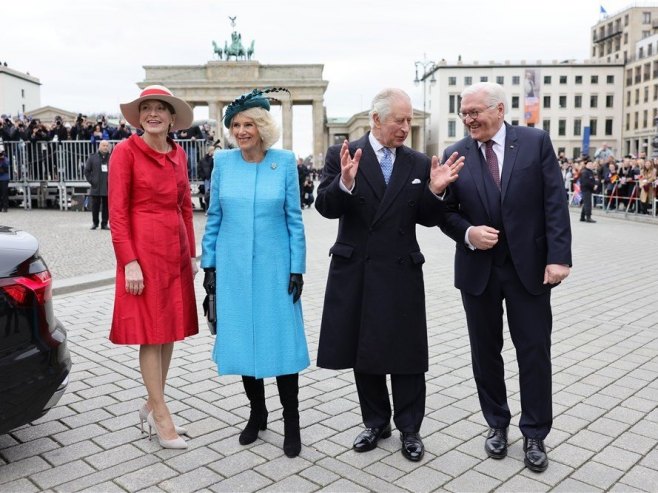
xmin=400 ymin=432 xmax=424 ymax=462
xmin=352 ymin=424 xmax=391 ymax=452
xmin=524 ymin=437 xmax=548 ymax=472
xmin=90 ymin=225 xmax=98 ymax=230
xmin=101 ymin=225 xmax=110 ymax=230
xmin=579 ymin=218 xmax=586 ymax=222
xmin=484 ymin=427 xmax=508 ymax=459
xmin=586 ymin=218 xmax=596 ymax=223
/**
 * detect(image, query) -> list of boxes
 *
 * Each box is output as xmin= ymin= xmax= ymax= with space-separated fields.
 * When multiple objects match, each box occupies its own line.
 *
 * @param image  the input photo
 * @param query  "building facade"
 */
xmin=0 ymin=66 xmax=40 ymax=116
xmin=592 ymin=6 xmax=658 ymax=156
xmin=424 ymin=60 xmax=624 ymax=159
xmin=417 ymin=6 xmax=658 ymax=160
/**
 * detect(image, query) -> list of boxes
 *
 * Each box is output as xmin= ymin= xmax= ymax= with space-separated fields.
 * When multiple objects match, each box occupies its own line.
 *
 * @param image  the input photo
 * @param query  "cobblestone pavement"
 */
xmin=0 ymin=205 xmax=657 ymax=492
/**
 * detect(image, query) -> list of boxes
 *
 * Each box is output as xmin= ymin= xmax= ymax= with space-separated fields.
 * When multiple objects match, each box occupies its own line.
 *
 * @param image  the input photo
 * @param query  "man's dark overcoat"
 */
xmin=315 ymin=133 xmax=447 ymax=374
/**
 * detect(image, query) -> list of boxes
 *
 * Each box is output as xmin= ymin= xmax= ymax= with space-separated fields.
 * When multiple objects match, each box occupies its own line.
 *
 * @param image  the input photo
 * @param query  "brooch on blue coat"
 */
xmin=271 ymin=163 xmax=278 ymax=170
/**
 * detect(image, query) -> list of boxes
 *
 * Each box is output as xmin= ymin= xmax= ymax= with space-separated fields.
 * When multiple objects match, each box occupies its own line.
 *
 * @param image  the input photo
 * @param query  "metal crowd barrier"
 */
xmin=566 ymin=177 xmax=656 ymax=218
xmin=1 ymin=139 xmax=208 ymax=210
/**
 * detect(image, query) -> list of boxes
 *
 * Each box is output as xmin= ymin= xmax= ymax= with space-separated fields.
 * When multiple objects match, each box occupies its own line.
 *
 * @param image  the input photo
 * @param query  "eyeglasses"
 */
xmin=458 ymin=104 xmax=497 ymax=121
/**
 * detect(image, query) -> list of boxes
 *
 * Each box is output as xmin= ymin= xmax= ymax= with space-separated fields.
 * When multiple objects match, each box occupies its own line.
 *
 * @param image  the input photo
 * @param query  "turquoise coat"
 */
xmin=201 ymin=148 xmax=309 ymax=378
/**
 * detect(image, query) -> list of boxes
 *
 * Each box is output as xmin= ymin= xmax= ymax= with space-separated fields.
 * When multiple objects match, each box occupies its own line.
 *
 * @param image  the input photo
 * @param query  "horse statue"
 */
xmin=211 ymin=40 xmax=223 ymax=60
xmin=224 ymin=31 xmax=246 ymax=61
xmin=246 ymin=40 xmax=255 ymax=60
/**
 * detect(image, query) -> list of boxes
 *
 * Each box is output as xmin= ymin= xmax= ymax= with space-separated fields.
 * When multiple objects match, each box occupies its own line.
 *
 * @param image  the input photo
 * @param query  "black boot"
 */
xmin=239 ymin=376 xmax=268 ymax=445
xmin=277 ymin=373 xmax=301 ymax=458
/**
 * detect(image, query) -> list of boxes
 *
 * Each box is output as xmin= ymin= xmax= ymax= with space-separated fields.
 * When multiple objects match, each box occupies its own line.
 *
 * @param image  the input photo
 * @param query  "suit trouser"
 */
xmin=0 ymin=181 xmax=8 ymax=210
xmin=461 ymin=259 xmax=553 ymax=439
xmin=581 ymin=190 xmax=592 ymax=218
xmin=354 ymin=371 xmax=425 ymax=433
xmin=91 ymin=195 xmax=109 ymax=227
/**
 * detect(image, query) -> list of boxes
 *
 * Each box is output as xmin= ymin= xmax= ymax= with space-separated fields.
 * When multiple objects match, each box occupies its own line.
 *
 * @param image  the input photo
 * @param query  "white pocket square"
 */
xmin=411 ymin=178 xmax=421 ymax=184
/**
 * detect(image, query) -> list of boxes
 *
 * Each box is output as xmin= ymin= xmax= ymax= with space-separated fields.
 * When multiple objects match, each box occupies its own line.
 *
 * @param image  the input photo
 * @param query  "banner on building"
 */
xmin=524 ymin=69 xmax=540 ymax=125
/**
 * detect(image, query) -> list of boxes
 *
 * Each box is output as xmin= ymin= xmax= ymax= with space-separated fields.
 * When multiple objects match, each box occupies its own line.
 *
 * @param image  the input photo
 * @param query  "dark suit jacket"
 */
xmin=440 ymin=123 xmax=572 ymax=296
xmin=315 ymin=133 xmax=446 ymax=374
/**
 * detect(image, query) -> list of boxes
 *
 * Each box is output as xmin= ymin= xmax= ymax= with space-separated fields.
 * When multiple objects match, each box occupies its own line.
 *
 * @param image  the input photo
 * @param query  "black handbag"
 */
xmin=202 ymin=294 xmax=216 ymax=335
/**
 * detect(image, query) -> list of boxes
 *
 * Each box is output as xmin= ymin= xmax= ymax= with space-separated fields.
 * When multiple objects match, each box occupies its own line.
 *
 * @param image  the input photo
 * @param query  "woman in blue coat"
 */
xmin=200 ymin=88 xmax=308 ymax=458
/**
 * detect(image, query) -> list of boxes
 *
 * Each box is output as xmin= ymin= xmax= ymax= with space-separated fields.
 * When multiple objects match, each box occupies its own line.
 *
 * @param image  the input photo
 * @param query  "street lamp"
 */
xmin=414 ymin=55 xmax=437 ymax=153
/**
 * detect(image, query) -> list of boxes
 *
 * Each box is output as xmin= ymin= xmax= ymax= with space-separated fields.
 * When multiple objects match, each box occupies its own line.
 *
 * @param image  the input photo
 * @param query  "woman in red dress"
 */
xmin=109 ymin=85 xmax=199 ymax=449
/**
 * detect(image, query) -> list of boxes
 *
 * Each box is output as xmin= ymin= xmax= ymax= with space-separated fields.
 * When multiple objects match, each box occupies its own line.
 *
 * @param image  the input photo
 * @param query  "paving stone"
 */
xmin=443 ymin=469 xmax=502 ymax=492
xmin=394 ymin=464 xmax=451 ymax=492
xmin=587 ymin=417 xmax=631 ymax=437
xmin=497 ymin=475 xmax=551 ymax=492
xmin=259 ymin=475 xmax=318 ymax=493
xmin=164 ymin=446 xmax=223 ymax=474
xmin=592 ymin=445 xmax=642 ymax=472
xmin=298 ymin=464 xmax=341 ymax=487
xmin=159 ymin=466 xmax=223 ymax=493
xmin=551 ymin=442 xmax=596 ymax=468
xmin=427 ymin=449 xmax=480 ymax=478
xmin=0 ymin=478 xmax=40 ymax=492
xmin=571 ymin=460 xmax=626 ymax=490
xmin=316 ymin=478 xmax=369 ymax=492
xmin=640 ymin=448 xmax=658 ymax=470
xmin=42 ymin=440 xmax=103 ymax=467
xmin=55 ymin=454 xmax=159 ymax=492
xmin=610 ymin=465 xmax=658 ymax=492
xmin=114 ymin=462 xmax=177 ymax=491
xmin=9 ymin=421 xmax=70 ymax=444
xmin=207 ymin=449 xmax=267 ymax=478
xmin=612 ymin=432 xmax=657 ymax=455
xmin=30 ymin=459 xmax=96 ymax=489
xmin=209 ymin=470 xmax=272 ymax=492
xmin=567 ymin=429 xmax=615 ymax=452
xmin=77 ymin=480 xmax=127 ymax=493
xmin=84 ymin=443 xmax=144 ymax=470
xmin=551 ymin=477 xmax=603 ymax=492
xmin=1 ymin=437 xmax=61 ymax=462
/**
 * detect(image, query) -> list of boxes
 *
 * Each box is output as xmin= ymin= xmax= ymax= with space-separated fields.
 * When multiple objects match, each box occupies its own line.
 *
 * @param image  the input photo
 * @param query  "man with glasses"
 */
xmin=439 ymin=82 xmax=572 ymax=473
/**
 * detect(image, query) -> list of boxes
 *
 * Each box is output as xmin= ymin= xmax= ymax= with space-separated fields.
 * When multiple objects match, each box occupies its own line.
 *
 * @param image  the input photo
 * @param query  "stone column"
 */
xmin=312 ymin=99 xmax=325 ymax=168
xmin=207 ymin=100 xmax=217 ymax=123
xmin=281 ymin=100 xmax=293 ymax=150
xmin=215 ymin=101 xmax=225 ymax=148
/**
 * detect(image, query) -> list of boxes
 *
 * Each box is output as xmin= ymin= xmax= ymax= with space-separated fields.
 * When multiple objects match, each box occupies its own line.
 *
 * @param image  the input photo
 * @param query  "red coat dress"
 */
xmin=108 ymin=134 xmax=198 ymax=344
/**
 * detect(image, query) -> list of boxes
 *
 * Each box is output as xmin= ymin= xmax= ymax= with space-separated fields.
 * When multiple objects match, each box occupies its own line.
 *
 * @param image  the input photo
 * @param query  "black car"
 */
xmin=0 ymin=225 xmax=71 ymax=435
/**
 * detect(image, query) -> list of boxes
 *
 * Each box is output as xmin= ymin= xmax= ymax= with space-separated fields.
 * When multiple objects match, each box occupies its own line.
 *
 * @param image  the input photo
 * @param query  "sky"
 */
xmin=4 ymin=0 xmax=637 ymax=157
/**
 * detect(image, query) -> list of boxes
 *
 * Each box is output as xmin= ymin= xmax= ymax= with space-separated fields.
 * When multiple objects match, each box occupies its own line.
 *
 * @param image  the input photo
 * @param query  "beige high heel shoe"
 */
xmin=146 ymin=411 xmax=187 ymax=449
xmin=139 ymin=403 xmax=187 ymax=436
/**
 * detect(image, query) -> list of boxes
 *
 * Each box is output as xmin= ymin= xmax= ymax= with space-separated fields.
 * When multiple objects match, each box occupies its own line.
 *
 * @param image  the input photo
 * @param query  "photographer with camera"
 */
xmin=112 ymin=119 xmax=132 ymax=140
xmin=52 ymin=116 xmax=69 ymax=142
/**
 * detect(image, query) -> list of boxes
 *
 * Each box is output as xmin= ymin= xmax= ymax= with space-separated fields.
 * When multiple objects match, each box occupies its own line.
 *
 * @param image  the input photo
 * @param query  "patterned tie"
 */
xmin=485 ymin=140 xmax=500 ymax=189
xmin=380 ymin=147 xmax=393 ymax=184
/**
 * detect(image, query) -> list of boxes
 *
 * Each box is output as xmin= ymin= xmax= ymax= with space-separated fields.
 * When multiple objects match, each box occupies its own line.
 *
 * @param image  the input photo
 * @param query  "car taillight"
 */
xmin=1 ymin=271 xmax=52 ymax=306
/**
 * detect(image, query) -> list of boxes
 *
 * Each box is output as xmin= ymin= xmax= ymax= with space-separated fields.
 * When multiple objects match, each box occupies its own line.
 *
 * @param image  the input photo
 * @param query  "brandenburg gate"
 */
xmin=137 ymin=20 xmax=328 ymax=164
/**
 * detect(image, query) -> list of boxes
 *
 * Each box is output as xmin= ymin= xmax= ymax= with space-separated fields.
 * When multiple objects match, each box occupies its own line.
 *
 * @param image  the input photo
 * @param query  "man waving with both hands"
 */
xmin=315 ymin=87 xmax=464 ymax=463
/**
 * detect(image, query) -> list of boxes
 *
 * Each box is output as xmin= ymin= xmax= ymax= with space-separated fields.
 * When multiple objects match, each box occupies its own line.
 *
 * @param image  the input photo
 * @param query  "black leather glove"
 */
xmin=203 ymin=268 xmax=216 ymax=295
xmin=288 ymin=273 xmax=304 ymax=303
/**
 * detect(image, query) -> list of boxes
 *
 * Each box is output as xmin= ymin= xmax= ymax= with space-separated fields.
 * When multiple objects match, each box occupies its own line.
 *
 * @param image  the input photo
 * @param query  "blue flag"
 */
xmin=600 ymin=5 xmax=607 ymax=14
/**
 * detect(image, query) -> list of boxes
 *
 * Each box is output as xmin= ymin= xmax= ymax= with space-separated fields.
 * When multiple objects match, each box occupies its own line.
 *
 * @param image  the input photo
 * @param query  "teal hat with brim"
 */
xmin=223 ymin=87 xmax=290 ymax=128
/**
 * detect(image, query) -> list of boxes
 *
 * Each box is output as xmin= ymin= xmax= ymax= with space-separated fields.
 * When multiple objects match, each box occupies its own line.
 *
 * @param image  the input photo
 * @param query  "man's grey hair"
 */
xmin=461 ymin=82 xmax=507 ymax=113
xmin=369 ymin=88 xmax=412 ymax=129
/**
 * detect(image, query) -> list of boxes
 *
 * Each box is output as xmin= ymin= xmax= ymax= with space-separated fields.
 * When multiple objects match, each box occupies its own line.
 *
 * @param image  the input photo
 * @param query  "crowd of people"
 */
xmin=559 ymin=149 xmax=658 ymax=218
xmin=0 ymin=112 xmax=218 ymax=183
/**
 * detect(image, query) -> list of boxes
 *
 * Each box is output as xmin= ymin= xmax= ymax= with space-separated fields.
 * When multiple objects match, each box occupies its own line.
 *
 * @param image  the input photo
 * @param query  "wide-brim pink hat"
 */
xmin=120 ymin=85 xmax=193 ymax=132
